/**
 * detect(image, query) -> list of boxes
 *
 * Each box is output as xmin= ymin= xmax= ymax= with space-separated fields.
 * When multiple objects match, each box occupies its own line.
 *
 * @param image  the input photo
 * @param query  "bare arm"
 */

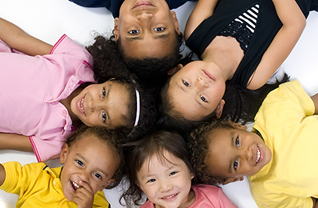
xmin=312 ymin=197 xmax=318 ymax=208
xmin=310 ymin=93 xmax=318 ymax=114
xmin=184 ymin=0 xmax=219 ymax=40
xmin=247 ymin=0 xmax=306 ymax=90
xmin=0 ymin=133 xmax=33 ymax=152
xmin=0 ymin=17 xmax=52 ymax=56
xmin=0 ymin=164 xmax=5 ymax=186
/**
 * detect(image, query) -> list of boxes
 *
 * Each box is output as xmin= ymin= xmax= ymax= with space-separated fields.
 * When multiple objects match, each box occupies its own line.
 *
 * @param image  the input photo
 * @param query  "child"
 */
xmin=188 ymin=80 xmax=318 ymax=207
xmin=122 ymin=130 xmax=237 ymax=208
xmin=69 ymin=0 xmax=196 ymax=84
xmin=160 ymin=0 xmax=318 ymax=128
xmin=0 ymin=125 xmax=125 ymax=208
xmin=0 ymin=17 xmax=157 ymax=162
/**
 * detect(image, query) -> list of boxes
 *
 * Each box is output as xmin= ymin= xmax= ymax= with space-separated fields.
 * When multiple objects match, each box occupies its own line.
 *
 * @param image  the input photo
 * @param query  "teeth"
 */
xmin=72 ymin=181 xmax=80 ymax=189
xmin=81 ymin=98 xmax=84 ymax=113
xmin=256 ymin=147 xmax=260 ymax=163
xmin=163 ymin=193 xmax=177 ymax=199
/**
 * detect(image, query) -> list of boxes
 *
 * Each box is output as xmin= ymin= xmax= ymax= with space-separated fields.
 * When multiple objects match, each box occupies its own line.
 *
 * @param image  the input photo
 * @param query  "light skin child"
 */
xmin=137 ymin=150 xmax=195 ymax=208
xmin=113 ymin=0 xmax=181 ymax=60
xmin=0 ymin=17 xmax=133 ymax=152
xmin=0 ymin=128 xmax=120 ymax=208
xmin=167 ymin=0 xmax=307 ymax=121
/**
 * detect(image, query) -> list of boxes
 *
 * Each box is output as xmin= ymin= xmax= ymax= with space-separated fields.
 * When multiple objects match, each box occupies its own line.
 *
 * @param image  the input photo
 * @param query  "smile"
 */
xmin=133 ymin=1 xmax=154 ymax=9
xmin=203 ymin=70 xmax=216 ymax=81
xmin=256 ymin=146 xmax=260 ymax=163
xmin=71 ymin=181 xmax=80 ymax=192
xmin=78 ymin=96 xmax=85 ymax=115
xmin=162 ymin=193 xmax=178 ymax=200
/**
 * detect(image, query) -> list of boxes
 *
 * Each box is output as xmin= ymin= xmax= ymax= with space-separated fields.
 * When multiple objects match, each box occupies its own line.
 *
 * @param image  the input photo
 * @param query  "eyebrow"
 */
xmin=125 ymin=33 xmax=170 ymax=42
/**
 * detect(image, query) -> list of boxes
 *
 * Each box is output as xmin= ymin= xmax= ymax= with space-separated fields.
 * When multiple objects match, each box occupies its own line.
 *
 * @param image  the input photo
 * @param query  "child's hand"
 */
xmin=72 ymin=180 xmax=94 ymax=208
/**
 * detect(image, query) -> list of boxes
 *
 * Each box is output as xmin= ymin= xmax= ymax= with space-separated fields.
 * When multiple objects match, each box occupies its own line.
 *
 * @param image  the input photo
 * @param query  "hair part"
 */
xmin=120 ymin=130 xmax=195 ymax=207
xmin=65 ymin=125 xmax=126 ymax=189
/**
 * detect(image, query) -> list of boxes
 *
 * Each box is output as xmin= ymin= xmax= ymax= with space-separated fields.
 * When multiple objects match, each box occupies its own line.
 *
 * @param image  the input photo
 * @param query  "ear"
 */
xmin=99 ymin=178 xmax=115 ymax=191
xmin=167 ymin=64 xmax=183 ymax=75
xmin=59 ymin=144 xmax=69 ymax=164
xmin=222 ymin=176 xmax=244 ymax=185
xmin=215 ymin=99 xmax=225 ymax=118
xmin=170 ymin=11 xmax=181 ymax=35
xmin=228 ymin=120 xmax=248 ymax=130
xmin=136 ymin=182 xmax=145 ymax=193
xmin=190 ymin=172 xmax=195 ymax=180
xmin=114 ymin=18 xmax=120 ymax=42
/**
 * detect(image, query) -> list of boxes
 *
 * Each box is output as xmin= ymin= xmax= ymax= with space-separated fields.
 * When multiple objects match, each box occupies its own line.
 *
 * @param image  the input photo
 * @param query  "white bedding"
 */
xmin=0 ymin=0 xmax=317 ymax=207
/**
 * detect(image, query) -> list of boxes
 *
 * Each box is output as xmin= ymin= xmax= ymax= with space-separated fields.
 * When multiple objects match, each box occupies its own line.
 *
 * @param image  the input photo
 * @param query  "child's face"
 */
xmin=59 ymin=134 xmax=119 ymax=201
xmin=205 ymin=124 xmax=272 ymax=183
xmin=168 ymin=61 xmax=226 ymax=121
xmin=114 ymin=0 xmax=180 ymax=59
xmin=137 ymin=150 xmax=194 ymax=208
xmin=70 ymin=80 xmax=130 ymax=129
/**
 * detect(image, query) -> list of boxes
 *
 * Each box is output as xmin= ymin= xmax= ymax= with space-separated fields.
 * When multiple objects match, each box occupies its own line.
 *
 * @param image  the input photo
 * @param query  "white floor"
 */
xmin=0 ymin=0 xmax=318 ymax=207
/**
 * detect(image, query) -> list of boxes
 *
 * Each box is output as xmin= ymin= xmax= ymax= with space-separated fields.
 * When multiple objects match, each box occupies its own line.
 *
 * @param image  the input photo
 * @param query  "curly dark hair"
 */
xmin=117 ymin=32 xmax=184 ymax=88
xmin=86 ymin=35 xmax=159 ymax=141
xmin=158 ymin=67 xmax=289 ymax=136
xmin=65 ymin=125 xmax=126 ymax=189
xmin=187 ymin=120 xmax=236 ymax=185
xmin=120 ymin=129 xmax=196 ymax=207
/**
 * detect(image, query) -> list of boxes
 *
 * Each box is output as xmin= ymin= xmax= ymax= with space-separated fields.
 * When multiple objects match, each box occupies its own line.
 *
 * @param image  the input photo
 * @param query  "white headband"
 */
xmin=134 ymin=89 xmax=140 ymax=127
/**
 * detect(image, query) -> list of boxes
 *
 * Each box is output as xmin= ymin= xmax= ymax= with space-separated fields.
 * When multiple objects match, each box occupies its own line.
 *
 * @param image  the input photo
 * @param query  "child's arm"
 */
xmin=0 ymin=133 xmax=33 ymax=152
xmin=310 ymin=93 xmax=318 ymax=114
xmin=312 ymin=197 xmax=318 ymax=208
xmin=184 ymin=0 xmax=219 ymax=40
xmin=0 ymin=17 xmax=52 ymax=56
xmin=0 ymin=164 xmax=5 ymax=186
xmin=247 ymin=0 xmax=306 ymax=90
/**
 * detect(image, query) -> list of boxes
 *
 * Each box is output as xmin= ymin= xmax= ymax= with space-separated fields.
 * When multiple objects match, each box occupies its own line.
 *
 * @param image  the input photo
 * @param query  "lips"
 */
xmin=70 ymin=180 xmax=80 ymax=192
xmin=203 ymin=70 xmax=216 ymax=81
xmin=133 ymin=1 xmax=154 ymax=9
xmin=161 ymin=193 xmax=178 ymax=201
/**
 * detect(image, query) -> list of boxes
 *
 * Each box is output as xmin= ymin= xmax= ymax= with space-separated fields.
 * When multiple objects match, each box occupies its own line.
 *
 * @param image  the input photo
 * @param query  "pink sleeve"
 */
xmin=218 ymin=188 xmax=238 ymax=208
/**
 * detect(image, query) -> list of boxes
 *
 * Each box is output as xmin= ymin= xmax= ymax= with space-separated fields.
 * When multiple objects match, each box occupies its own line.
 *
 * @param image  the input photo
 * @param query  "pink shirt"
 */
xmin=0 ymin=34 xmax=95 ymax=162
xmin=141 ymin=184 xmax=237 ymax=208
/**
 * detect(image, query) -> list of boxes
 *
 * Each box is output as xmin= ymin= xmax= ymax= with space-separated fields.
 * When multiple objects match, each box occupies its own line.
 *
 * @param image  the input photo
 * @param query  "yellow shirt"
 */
xmin=0 ymin=162 xmax=109 ymax=208
xmin=249 ymin=80 xmax=318 ymax=208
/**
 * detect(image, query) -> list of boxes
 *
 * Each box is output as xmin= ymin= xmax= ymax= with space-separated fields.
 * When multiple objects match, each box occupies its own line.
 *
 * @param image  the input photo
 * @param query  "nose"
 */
xmin=136 ymin=12 xmax=153 ymax=20
xmin=78 ymin=170 xmax=89 ymax=183
xmin=159 ymin=180 xmax=172 ymax=193
xmin=87 ymin=97 xmax=103 ymax=112
xmin=195 ymin=77 xmax=208 ymax=89
xmin=241 ymin=147 xmax=253 ymax=163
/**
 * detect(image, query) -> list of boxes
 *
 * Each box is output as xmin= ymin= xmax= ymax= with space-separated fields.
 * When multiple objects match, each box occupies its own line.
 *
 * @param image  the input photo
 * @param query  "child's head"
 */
xmin=113 ymin=0 xmax=183 ymax=80
xmin=122 ymin=130 xmax=195 ymax=207
xmin=85 ymin=35 xmax=159 ymax=140
xmin=59 ymin=125 xmax=125 ymax=201
xmin=188 ymin=120 xmax=272 ymax=185
xmin=158 ymin=60 xmax=226 ymax=134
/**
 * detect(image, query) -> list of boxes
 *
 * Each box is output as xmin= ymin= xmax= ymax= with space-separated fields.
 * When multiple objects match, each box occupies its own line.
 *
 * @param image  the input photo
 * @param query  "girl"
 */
xmin=71 ymin=0 xmax=190 ymax=86
xmin=0 ymin=17 xmax=157 ymax=162
xmin=160 ymin=0 xmax=317 ymax=130
xmin=0 ymin=125 xmax=125 ymax=208
xmin=121 ymin=130 xmax=237 ymax=208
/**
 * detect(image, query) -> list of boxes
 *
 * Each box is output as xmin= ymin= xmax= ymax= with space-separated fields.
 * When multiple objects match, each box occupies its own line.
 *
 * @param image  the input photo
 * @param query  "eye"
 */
xmin=128 ymin=29 xmax=140 ymax=35
xmin=76 ymin=160 xmax=84 ymax=167
xmin=101 ymin=111 xmax=106 ymax=122
xmin=235 ymin=136 xmax=240 ymax=147
xmin=147 ymin=178 xmax=156 ymax=183
xmin=94 ymin=173 xmax=102 ymax=179
xmin=169 ymin=171 xmax=177 ymax=176
xmin=182 ymin=80 xmax=190 ymax=87
xmin=102 ymin=87 xmax=106 ymax=99
xmin=154 ymin=27 xmax=165 ymax=32
xmin=200 ymin=95 xmax=207 ymax=102
xmin=234 ymin=159 xmax=239 ymax=170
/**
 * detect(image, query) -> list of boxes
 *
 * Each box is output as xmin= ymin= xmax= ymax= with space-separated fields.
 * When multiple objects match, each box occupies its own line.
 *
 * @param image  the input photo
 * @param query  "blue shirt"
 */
xmin=69 ymin=0 xmax=196 ymax=17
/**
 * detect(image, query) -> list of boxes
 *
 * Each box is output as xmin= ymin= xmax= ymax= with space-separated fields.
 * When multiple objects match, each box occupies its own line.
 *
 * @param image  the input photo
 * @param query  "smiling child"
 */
xmin=188 ymin=80 xmax=318 ymax=207
xmin=0 ymin=125 xmax=124 ymax=208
